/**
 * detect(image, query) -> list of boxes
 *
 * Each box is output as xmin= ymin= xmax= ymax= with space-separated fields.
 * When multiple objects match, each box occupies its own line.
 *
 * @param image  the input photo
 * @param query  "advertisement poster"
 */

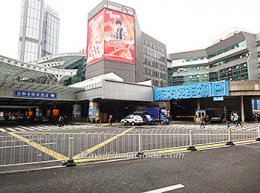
xmin=53 ymin=109 xmax=59 ymax=117
xmin=104 ymin=9 xmax=135 ymax=64
xmin=87 ymin=10 xmax=104 ymax=65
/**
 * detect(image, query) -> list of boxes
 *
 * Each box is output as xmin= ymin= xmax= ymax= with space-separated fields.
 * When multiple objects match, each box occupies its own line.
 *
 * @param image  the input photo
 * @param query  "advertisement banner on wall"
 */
xmin=53 ymin=109 xmax=59 ymax=117
xmin=87 ymin=10 xmax=105 ymax=65
xmin=73 ymin=104 xmax=81 ymax=118
xmin=104 ymin=9 xmax=135 ymax=64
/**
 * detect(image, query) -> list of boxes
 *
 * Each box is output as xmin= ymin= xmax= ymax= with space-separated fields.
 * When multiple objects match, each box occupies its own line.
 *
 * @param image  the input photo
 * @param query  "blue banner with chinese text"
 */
xmin=13 ymin=90 xmax=57 ymax=99
xmin=154 ymin=81 xmax=229 ymax=101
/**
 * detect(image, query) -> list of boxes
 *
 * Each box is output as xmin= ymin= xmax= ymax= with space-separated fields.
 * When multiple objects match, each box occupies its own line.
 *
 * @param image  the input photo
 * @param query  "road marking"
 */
xmin=0 ymin=165 xmax=64 ymax=175
xmin=42 ymin=125 xmax=57 ymax=129
xmin=143 ymin=184 xmax=184 ymax=193
xmin=14 ymin=127 xmax=26 ymax=132
xmin=30 ymin=126 xmax=44 ymax=131
xmin=37 ymin=126 xmax=51 ymax=130
xmin=19 ymin=126 xmax=35 ymax=131
xmin=73 ymin=126 xmax=136 ymax=160
xmin=7 ymin=132 xmax=68 ymax=161
xmin=0 ymin=128 xmax=6 ymax=132
xmin=235 ymin=139 xmax=255 ymax=144
xmin=6 ymin=128 xmax=16 ymax=132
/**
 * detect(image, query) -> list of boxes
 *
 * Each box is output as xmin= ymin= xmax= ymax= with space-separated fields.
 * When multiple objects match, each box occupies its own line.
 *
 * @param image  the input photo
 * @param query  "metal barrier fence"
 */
xmin=0 ymin=126 xmax=259 ymax=167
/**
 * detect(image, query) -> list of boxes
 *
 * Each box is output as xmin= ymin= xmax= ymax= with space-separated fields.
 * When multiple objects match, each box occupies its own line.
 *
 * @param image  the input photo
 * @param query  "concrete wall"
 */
xmin=206 ymin=32 xmax=245 ymax=56
xmin=229 ymin=80 xmax=260 ymax=96
xmin=243 ymin=32 xmax=258 ymax=80
xmin=170 ymin=49 xmax=207 ymax=60
xmin=76 ymin=80 xmax=153 ymax=101
xmin=102 ymin=80 xmax=153 ymax=101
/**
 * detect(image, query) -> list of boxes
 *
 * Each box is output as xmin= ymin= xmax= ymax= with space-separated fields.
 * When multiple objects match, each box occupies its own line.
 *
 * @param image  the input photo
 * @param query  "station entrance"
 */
xmin=170 ymin=96 xmax=254 ymax=122
xmin=75 ymin=99 xmax=155 ymax=124
xmin=0 ymin=98 xmax=75 ymax=125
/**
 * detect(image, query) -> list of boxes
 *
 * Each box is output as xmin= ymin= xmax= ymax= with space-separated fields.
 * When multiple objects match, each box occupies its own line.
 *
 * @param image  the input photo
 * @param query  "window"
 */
xmin=208 ymin=41 xmax=246 ymax=58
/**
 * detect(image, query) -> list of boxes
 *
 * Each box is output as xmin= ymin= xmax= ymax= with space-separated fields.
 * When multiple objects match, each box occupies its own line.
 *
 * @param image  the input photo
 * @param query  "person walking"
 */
xmin=235 ymin=114 xmax=243 ymax=127
xmin=64 ymin=114 xmax=68 ymax=126
xmin=226 ymin=113 xmax=231 ymax=128
xmin=109 ymin=114 xmax=113 ymax=126
xmin=194 ymin=115 xmax=197 ymax=124
xmin=200 ymin=115 xmax=205 ymax=128
xmin=58 ymin=115 xmax=64 ymax=127
xmin=233 ymin=114 xmax=238 ymax=126
xmin=254 ymin=113 xmax=259 ymax=124
xmin=205 ymin=114 xmax=210 ymax=125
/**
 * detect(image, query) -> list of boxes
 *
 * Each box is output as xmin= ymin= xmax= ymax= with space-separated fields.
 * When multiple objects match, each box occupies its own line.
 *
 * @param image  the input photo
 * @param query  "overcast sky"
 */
xmin=0 ymin=0 xmax=260 ymax=59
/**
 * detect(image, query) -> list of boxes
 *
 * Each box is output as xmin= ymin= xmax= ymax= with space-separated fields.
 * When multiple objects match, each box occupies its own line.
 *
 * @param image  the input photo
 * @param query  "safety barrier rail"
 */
xmin=0 ymin=126 xmax=259 ymax=168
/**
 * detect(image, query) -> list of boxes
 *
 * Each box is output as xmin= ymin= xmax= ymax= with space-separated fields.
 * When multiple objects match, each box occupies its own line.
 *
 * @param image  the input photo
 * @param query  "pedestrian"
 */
xmin=58 ymin=116 xmax=63 ymax=127
xmin=64 ymin=114 xmax=68 ymax=125
xmin=200 ymin=115 xmax=205 ymax=128
xmin=109 ymin=114 xmax=113 ymax=125
xmin=194 ymin=115 xmax=197 ymax=124
xmin=205 ymin=115 xmax=210 ymax=125
xmin=254 ymin=113 xmax=259 ymax=124
xmin=226 ymin=113 xmax=231 ymax=128
xmin=235 ymin=114 xmax=243 ymax=127
xmin=233 ymin=114 xmax=238 ymax=126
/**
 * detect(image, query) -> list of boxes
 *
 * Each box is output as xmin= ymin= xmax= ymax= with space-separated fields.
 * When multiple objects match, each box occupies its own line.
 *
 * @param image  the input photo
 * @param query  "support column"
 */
xmin=166 ymin=101 xmax=171 ymax=117
xmin=197 ymin=99 xmax=200 ymax=110
xmin=241 ymin=96 xmax=245 ymax=122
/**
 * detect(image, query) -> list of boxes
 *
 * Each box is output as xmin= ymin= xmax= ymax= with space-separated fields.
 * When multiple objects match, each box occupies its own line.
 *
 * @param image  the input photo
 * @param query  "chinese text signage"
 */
xmin=14 ymin=90 xmax=57 ymax=99
xmin=154 ymin=81 xmax=229 ymax=101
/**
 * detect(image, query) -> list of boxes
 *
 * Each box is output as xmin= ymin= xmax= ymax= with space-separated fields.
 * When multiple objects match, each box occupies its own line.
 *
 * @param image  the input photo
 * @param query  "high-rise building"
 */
xmin=41 ymin=5 xmax=60 ymax=57
xmin=168 ymin=31 xmax=260 ymax=86
xmin=18 ymin=0 xmax=60 ymax=62
xmin=86 ymin=0 xmax=167 ymax=86
xmin=142 ymin=32 xmax=167 ymax=87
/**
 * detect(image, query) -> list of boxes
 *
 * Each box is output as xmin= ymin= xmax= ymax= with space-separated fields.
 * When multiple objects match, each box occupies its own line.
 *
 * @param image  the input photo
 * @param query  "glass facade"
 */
xmin=209 ymin=63 xmax=248 ymax=82
xmin=169 ymin=61 xmax=248 ymax=86
xmin=208 ymin=41 xmax=246 ymax=59
xmin=169 ymin=51 xmax=249 ymax=86
xmin=171 ymin=74 xmax=208 ymax=86
xmin=19 ymin=0 xmax=59 ymax=62
xmin=64 ymin=58 xmax=86 ymax=86
xmin=209 ymin=52 xmax=248 ymax=68
xmin=42 ymin=6 xmax=59 ymax=57
xmin=256 ymin=40 xmax=260 ymax=47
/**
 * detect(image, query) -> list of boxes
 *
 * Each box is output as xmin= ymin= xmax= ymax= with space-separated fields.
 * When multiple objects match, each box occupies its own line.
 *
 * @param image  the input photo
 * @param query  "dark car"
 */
xmin=142 ymin=114 xmax=155 ymax=125
xmin=210 ymin=115 xmax=222 ymax=123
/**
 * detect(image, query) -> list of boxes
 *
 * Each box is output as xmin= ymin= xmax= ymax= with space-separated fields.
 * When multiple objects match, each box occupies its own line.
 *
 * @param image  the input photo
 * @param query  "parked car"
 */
xmin=142 ymin=114 xmax=155 ymax=125
xmin=210 ymin=115 xmax=222 ymax=123
xmin=121 ymin=115 xmax=143 ymax=126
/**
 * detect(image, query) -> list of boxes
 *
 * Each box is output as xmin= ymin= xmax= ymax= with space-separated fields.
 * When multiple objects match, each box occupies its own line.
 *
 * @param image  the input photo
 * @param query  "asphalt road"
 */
xmin=0 ymin=143 xmax=259 ymax=193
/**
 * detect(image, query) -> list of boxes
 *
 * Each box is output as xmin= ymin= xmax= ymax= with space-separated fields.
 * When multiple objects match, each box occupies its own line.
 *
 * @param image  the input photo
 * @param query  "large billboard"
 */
xmin=87 ymin=9 xmax=135 ymax=65
xmin=104 ymin=9 xmax=135 ymax=64
xmin=87 ymin=10 xmax=104 ymax=65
